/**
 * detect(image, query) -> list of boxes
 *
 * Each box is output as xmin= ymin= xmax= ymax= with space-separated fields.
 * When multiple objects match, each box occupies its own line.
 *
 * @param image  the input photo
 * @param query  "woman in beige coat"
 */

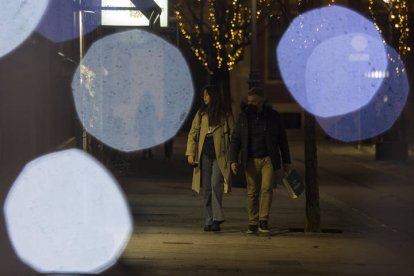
xmin=186 ymin=85 xmax=234 ymax=232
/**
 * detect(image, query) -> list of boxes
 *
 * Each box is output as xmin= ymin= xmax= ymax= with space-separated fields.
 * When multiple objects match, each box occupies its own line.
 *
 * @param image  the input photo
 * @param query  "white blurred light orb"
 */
xmin=72 ymin=29 xmax=194 ymax=152
xmin=3 ymin=149 xmax=132 ymax=274
xmin=0 ymin=0 xmax=49 ymax=58
xmin=277 ymin=5 xmax=388 ymax=117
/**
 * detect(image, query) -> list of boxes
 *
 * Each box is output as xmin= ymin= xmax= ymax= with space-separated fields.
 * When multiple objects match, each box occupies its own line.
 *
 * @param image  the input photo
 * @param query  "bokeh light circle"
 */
xmin=71 ymin=29 xmax=194 ymax=152
xmin=316 ymin=46 xmax=409 ymax=142
xmin=0 ymin=0 xmax=49 ymax=58
xmin=37 ymin=0 xmax=100 ymax=43
xmin=4 ymin=149 xmax=132 ymax=274
xmin=305 ymin=34 xmax=387 ymax=117
xmin=277 ymin=5 xmax=388 ymax=117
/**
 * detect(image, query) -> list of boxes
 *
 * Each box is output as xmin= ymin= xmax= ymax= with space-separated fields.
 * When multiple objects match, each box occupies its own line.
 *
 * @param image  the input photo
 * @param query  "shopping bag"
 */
xmin=282 ymin=169 xmax=305 ymax=199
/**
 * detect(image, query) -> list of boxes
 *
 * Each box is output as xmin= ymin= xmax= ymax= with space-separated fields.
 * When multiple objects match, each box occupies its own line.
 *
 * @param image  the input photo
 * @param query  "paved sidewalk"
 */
xmin=101 ymin=133 xmax=414 ymax=275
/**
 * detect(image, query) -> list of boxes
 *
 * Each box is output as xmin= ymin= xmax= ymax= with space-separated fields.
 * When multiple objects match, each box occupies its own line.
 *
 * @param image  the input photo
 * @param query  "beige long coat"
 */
xmin=185 ymin=111 xmax=234 ymax=193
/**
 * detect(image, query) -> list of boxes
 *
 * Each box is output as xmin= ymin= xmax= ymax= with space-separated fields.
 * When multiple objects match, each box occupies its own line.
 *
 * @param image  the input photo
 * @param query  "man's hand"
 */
xmin=231 ymin=162 xmax=239 ymax=175
xmin=187 ymin=155 xmax=195 ymax=165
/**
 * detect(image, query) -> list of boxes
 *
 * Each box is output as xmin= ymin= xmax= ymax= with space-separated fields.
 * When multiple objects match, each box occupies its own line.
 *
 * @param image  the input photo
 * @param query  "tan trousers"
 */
xmin=245 ymin=157 xmax=275 ymax=225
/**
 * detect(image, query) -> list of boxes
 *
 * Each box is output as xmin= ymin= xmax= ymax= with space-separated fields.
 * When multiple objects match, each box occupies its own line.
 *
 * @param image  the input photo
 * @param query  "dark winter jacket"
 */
xmin=230 ymin=105 xmax=291 ymax=170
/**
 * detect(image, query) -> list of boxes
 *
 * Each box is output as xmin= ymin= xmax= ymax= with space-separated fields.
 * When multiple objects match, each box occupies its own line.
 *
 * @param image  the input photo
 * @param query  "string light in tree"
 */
xmin=369 ymin=0 xmax=411 ymax=57
xmin=175 ymin=0 xmax=279 ymax=73
xmin=175 ymin=9 xmax=212 ymax=73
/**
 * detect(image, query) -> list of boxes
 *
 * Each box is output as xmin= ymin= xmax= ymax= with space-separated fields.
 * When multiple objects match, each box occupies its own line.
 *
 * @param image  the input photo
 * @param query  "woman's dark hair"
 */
xmin=199 ymin=85 xmax=225 ymax=126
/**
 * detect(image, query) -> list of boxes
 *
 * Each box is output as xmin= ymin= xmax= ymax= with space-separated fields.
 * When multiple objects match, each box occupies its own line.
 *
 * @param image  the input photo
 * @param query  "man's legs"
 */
xmin=259 ymin=157 xmax=274 ymax=225
xmin=245 ymin=158 xmax=261 ymax=226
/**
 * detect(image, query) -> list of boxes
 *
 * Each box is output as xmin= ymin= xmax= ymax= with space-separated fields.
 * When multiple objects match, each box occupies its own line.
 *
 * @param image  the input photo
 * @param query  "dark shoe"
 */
xmin=204 ymin=225 xmax=212 ymax=232
xmin=211 ymin=221 xmax=221 ymax=232
xmin=246 ymin=224 xmax=258 ymax=234
xmin=259 ymin=220 xmax=270 ymax=233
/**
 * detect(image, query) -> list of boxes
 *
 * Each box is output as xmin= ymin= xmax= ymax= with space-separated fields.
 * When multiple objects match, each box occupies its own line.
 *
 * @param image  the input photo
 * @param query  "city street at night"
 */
xmin=100 ymin=134 xmax=414 ymax=275
xmin=1 ymin=1 xmax=414 ymax=275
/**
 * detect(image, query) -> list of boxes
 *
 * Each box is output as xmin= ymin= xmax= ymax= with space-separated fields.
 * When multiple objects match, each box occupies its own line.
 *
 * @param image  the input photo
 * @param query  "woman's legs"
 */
xmin=210 ymin=158 xmax=224 ymax=223
xmin=202 ymin=154 xmax=213 ymax=226
xmin=201 ymin=154 xmax=224 ymax=227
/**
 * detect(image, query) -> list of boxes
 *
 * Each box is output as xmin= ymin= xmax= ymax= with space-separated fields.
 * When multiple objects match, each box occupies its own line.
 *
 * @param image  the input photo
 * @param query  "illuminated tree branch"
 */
xmin=369 ymin=0 xmax=411 ymax=57
xmin=174 ymin=0 xmax=289 ymax=72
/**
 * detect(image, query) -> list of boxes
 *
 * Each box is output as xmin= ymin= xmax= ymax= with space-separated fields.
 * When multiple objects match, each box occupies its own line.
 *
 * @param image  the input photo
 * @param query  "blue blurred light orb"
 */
xmin=305 ymin=34 xmax=387 ymax=117
xmin=37 ymin=0 xmax=100 ymax=43
xmin=72 ymin=29 xmax=194 ymax=152
xmin=0 ymin=0 xmax=49 ymax=58
xmin=277 ymin=5 xmax=388 ymax=117
xmin=4 ymin=149 xmax=132 ymax=274
xmin=316 ymin=46 xmax=409 ymax=142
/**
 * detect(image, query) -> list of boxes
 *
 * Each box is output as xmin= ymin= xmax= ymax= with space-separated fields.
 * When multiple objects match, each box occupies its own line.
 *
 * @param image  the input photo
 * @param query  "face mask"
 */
xmin=246 ymin=104 xmax=258 ymax=113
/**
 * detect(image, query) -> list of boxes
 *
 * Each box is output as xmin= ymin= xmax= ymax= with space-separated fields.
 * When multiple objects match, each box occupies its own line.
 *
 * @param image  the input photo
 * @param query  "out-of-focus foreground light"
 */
xmin=0 ymin=0 xmax=49 ymax=58
xmin=36 ymin=0 xmax=100 ymax=43
xmin=305 ymin=34 xmax=387 ymax=117
xmin=316 ymin=46 xmax=409 ymax=142
xmin=3 ymin=149 xmax=132 ymax=274
xmin=277 ymin=5 xmax=388 ymax=117
xmin=71 ymin=29 xmax=194 ymax=152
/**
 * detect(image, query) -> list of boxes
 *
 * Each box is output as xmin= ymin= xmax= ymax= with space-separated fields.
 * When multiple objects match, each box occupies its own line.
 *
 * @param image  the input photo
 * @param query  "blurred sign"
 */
xmin=102 ymin=0 xmax=168 ymax=27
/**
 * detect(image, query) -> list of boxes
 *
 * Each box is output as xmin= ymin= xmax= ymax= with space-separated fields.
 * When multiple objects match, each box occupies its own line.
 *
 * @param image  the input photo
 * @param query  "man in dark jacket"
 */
xmin=230 ymin=87 xmax=291 ymax=234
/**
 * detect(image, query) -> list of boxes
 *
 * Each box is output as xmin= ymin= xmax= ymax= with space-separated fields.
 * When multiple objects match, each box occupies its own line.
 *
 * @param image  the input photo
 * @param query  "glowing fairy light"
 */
xmin=368 ymin=0 xmax=411 ymax=57
xmin=174 ymin=0 xmax=282 ymax=72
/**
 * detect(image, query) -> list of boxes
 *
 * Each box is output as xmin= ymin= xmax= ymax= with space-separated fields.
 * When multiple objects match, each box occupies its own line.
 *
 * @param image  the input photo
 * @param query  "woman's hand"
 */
xmin=187 ymin=155 xmax=195 ymax=165
xmin=231 ymin=162 xmax=239 ymax=175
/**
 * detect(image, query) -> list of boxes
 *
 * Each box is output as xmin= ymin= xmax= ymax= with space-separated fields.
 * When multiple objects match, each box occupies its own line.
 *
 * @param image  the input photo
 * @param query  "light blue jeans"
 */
xmin=201 ymin=154 xmax=224 ymax=225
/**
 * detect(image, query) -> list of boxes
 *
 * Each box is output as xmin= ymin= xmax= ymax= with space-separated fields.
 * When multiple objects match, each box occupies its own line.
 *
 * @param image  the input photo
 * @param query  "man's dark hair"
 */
xmin=248 ymin=87 xmax=264 ymax=97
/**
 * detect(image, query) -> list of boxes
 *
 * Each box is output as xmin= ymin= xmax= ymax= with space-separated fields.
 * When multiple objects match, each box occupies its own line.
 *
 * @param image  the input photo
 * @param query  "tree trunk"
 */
xmin=374 ymin=6 xmax=409 ymax=162
xmin=297 ymin=0 xmax=322 ymax=233
xmin=304 ymin=111 xmax=321 ymax=232
xmin=211 ymin=68 xmax=232 ymax=114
